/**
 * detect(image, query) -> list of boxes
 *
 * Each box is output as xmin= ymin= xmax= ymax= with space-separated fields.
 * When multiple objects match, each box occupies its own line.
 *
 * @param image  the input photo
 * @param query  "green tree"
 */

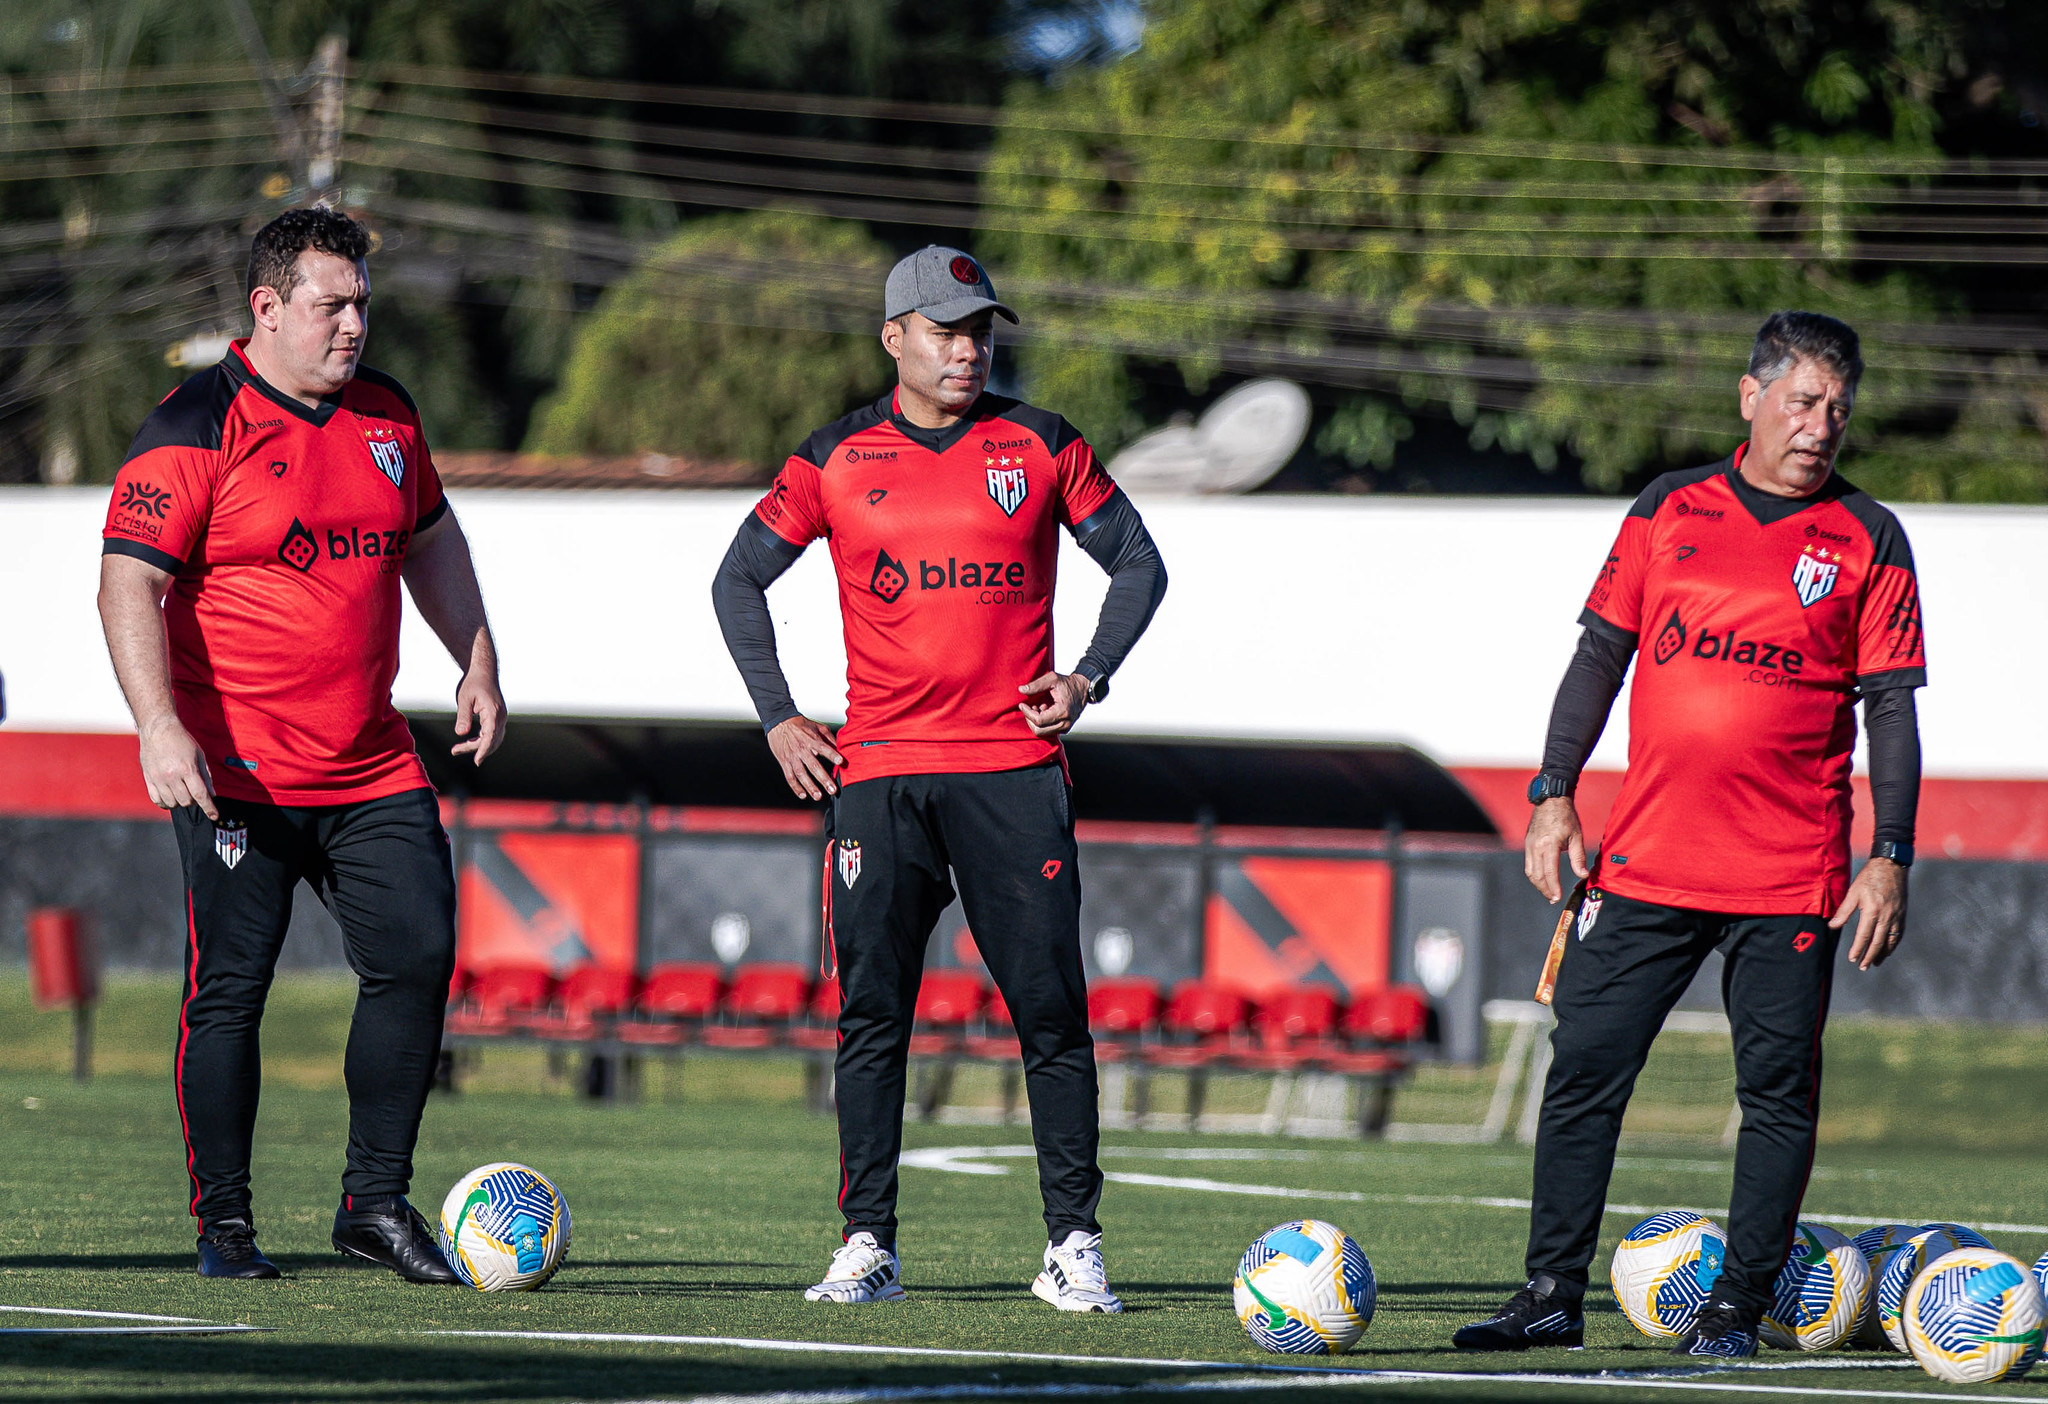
xmin=983 ymin=0 xmax=2048 ymax=499
xmin=524 ymin=209 xmax=892 ymax=468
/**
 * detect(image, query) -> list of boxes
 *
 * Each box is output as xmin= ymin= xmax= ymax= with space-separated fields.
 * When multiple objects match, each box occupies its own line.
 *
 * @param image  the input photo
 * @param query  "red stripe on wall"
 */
xmin=0 ymin=731 xmax=162 ymax=820
xmin=1449 ymin=766 xmax=2048 ymax=862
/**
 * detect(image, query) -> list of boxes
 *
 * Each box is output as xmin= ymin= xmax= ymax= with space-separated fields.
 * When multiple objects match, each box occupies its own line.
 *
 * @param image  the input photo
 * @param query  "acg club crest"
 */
xmin=837 ymin=839 xmax=862 ymax=889
xmin=215 ymin=821 xmax=249 ymax=870
xmin=986 ymin=466 xmax=1027 ymax=517
xmin=364 ymin=427 xmax=406 ymax=488
xmin=1792 ymin=545 xmax=1839 ymax=607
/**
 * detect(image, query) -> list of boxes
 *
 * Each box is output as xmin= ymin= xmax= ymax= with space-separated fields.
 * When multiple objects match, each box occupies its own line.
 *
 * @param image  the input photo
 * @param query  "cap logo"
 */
xmin=949 ymin=255 xmax=980 ymax=285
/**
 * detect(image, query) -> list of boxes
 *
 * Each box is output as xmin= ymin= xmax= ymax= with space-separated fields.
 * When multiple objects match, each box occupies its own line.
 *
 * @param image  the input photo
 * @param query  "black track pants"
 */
xmin=1525 ymin=888 xmax=1837 ymax=1316
xmin=828 ymin=762 xmax=1100 ymax=1248
xmin=171 ymin=788 xmax=455 ymax=1226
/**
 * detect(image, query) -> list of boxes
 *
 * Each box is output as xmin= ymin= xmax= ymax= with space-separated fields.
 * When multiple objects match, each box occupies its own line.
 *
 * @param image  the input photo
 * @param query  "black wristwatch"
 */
xmin=1076 ymin=665 xmax=1109 ymax=705
xmin=1527 ymin=772 xmax=1574 ymax=803
xmin=1870 ymin=840 xmax=1914 ymax=868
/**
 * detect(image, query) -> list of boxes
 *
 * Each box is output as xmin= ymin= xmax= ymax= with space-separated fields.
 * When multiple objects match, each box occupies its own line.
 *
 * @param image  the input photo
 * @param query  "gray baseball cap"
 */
xmin=884 ymin=245 xmax=1018 ymax=326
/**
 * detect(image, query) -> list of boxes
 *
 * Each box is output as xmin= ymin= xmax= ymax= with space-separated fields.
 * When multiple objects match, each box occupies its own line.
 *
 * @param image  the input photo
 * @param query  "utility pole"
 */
xmin=220 ymin=0 xmax=347 ymax=204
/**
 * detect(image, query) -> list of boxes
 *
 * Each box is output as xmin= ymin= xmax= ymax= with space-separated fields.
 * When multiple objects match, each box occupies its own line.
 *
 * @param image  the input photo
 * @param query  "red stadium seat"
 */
xmin=1143 ymin=981 xmax=1248 ymax=1069
xmin=618 ymin=962 xmax=723 ymax=1046
xmin=908 ymin=970 xmax=984 ymax=1057
xmin=790 ymin=974 xmax=840 ymax=1052
xmin=703 ymin=963 xmax=812 ymax=1049
xmin=1087 ymin=978 xmax=1161 ymax=1063
xmin=535 ymin=964 xmax=635 ymax=1039
xmin=963 ymin=985 xmax=1021 ymax=1062
xmin=1342 ymin=984 xmax=1431 ymax=1045
xmin=456 ymin=964 xmax=553 ymax=1034
xmin=1238 ymin=985 xmax=1341 ymax=1070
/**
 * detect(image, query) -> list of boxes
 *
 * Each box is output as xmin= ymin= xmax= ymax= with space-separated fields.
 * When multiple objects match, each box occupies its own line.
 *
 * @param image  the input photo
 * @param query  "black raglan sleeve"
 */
xmin=1068 ymin=489 xmax=1167 ymax=685
xmin=1538 ymin=620 xmax=1636 ymax=783
xmin=1862 ymin=685 xmax=1921 ymax=849
xmin=710 ymin=515 xmax=809 ymax=732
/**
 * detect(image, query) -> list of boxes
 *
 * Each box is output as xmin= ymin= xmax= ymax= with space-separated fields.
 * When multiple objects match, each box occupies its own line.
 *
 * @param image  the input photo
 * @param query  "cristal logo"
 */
xmin=870 ymin=549 xmax=908 ymax=602
xmin=1652 ymin=609 xmax=1687 ymax=665
xmin=118 ymin=481 xmax=171 ymax=518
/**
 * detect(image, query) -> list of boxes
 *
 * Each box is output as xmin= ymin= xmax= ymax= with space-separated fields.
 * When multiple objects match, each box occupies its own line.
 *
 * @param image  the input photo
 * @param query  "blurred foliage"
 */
xmin=524 ymin=210 xmax=892 ymax=466
xmin=984 ymin=0 xmax=2048 ymax=498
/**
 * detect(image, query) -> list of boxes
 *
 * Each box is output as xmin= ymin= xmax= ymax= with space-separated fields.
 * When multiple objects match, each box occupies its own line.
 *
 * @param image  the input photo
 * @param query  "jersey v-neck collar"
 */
xmin=1722 ymin=441 xmax=1847 ymax=527
xmin=886 ymin=387 xmax=987 ymax=455
xmin=226 ymin=339 xmax=346 ymax=428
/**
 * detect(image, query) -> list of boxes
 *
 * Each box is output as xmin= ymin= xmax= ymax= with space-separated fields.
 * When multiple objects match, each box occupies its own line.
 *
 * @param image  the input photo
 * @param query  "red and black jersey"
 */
xmin=753 ymin=389 xmax=1117 ymax=784
xmin=102 ymin=341 xmax=446 ymax=806
xmin=1583 ymin=444 xmax=1925 ymax=915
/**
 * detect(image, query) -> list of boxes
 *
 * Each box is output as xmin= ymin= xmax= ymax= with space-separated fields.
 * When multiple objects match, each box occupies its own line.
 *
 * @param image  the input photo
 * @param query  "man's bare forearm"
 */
xmin=402 ymin=514 xmax=495 ymax=675
xmin=97 ymin=556 xmax=178 ymax=733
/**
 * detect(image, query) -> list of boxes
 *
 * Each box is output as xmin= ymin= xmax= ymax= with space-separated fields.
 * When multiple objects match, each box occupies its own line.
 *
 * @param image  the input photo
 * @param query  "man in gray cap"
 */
xmin=712 ymin=245 xmax=1167 ymax=1311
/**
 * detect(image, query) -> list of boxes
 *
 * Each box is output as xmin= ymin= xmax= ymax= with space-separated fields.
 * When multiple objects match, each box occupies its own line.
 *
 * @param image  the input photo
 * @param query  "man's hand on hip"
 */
xmin=1019 ymin=672 xmax=1088 ymax=739
xmin=1831 ymin=857 xmax=1908 ymax=971
xmin=451 ymin=663 xmax=508 ymax=765
xmin=768 ymin=716 xmax=844 ymax=800
xmin=139 ymin=714 xmax=218 ymax=820
xmin=1524 ymin=797 xmax=1588 ymax=904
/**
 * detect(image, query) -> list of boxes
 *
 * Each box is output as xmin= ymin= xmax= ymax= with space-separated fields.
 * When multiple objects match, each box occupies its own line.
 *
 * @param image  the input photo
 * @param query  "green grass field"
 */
xmin=6 ymin=974 xmax=2048 ymax=1404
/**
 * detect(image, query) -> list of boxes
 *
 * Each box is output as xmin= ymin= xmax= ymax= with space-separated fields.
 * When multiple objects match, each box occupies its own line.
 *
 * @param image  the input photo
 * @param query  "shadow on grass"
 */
xmin=0 ymin=1255 xmax=197 ymax=1271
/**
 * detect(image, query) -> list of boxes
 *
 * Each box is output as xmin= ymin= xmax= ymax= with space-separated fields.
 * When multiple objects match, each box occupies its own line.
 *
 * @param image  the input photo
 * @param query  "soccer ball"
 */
xmin=1232 ymin=1219 xmax=1376 ymax=1354
xmin=1609 ymin=1212 xmax=1727 ymax=1338
xmin=1903 ymin=1247 xmax=2045 ymax=1383
xmin=1760 ymin=1222 xmax=1867 ymax=1350
xmin=1877 ymin=1226 xmax=1993 ymax=1350
xmin=2032 ymin=1249 xmax=2048 ymax=1306
xmin=1851 ymin=1225 xmax=1920 ymax=1348
xmin=438 ymin=1162 xmax=571 ymax=1291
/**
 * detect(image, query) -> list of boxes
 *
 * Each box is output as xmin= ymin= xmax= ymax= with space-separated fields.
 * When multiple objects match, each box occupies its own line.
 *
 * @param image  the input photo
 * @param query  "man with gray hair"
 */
xmin=1454 ymin=311 xmax=1924 ymax=1358
xmin=711 ymin=245 xmax=1166 ymax=1310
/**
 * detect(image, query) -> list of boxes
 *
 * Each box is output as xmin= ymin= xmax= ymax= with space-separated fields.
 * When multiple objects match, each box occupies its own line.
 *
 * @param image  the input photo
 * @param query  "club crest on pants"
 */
xmin=837 ymin=839 xmax=862 ymax=889
xmin=1576 ymin=888 xmax=1603 ymax=940
xmin=214 ymin=821 xmax=249 ymax=870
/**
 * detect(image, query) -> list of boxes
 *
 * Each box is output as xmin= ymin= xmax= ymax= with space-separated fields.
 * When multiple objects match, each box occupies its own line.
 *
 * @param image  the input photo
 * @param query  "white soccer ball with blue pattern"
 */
xmin=1877 ymin=1225 xmax=1993 ymax=1350
xmin=1759 ymin=1222 xmax=1867 ymax=1350
xmin=1851 ymin=1224 xmax=1920 ymax=1348
xmin=1903 ymin=1247 xmax=2045 ymax=1383
xmin=1232 ymin=1219 xmax=1376 ymax=1354
xmin=2031 ymin=1248 xmax=2048 ymax=1307
xmin=438 ymin=1162 xmax=571 ymax=1291
xmin=1609 ymin=1211 xmax=1727 ymax=1338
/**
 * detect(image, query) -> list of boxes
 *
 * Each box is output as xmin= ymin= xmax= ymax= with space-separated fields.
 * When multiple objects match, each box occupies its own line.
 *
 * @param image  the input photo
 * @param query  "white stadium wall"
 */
xmin=1 ymin=485 xmax=2041 ymax=780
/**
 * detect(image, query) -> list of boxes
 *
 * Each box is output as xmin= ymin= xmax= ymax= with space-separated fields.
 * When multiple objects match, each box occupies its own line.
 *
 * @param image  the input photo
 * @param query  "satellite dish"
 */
xmin=1108 ymin=379 xmax=1311 ymax=495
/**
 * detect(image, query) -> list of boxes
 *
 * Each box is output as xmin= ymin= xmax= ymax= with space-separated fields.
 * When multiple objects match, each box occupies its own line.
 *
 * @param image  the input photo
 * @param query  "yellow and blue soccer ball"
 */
xmin=1610 ymin=1211 xmax=1727 ymax=1338
xmin=1903 ymin=1247 xmax=2045 ymax=1383
xmin=1878 ymin=1225 xmax=1992 ymax=1349
xmin=1232 ymin=1219 xmax=1376 ymax=1354
xmin=1851 ymin=1224 xmax=1920 ymax=1348
xmin=438 ymin=1161 xmax=571 ymax=1292
xmin=1760 ymin=1222 xmax=1867 ymax=1350
xmin=2031 ymin=1248 xmax=2048 ymax=1306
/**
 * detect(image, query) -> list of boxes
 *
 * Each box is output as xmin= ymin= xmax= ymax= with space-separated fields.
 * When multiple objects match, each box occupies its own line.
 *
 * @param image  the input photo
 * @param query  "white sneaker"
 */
xmin=1031 ymin=1230 xmax=1124 ymax=1313
xmin=803 ymin=1231 xmax=906 ymax=1303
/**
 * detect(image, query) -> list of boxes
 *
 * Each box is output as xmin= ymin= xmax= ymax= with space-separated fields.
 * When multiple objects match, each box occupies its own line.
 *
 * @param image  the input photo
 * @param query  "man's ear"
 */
xmin=880 ymin=317 xmax=904 ymax=363
xmin=250 ymin=286 xmax=284 ymax=333
xmin=1738 ymin=373 xmax=1761 ymax=424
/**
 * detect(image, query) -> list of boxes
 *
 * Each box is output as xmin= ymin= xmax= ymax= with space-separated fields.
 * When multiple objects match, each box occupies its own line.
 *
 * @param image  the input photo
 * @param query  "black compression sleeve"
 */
xmin=1071 ymin=490 xmax=1168 ymax=682
xmin=710 ymin=516 xmax=807 ymax=732
xmin=1539 ymin=625 xmax=1635 ymax=781
xmin=1862 ymin=684 xmax=1921 ymax=848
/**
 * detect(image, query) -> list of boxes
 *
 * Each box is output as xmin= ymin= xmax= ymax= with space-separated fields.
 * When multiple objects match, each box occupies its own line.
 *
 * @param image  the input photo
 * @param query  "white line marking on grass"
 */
xmin=0 ymin=1334 xmax=266 ymax=1342
xmin=425 ymin=1332 xmax=1267 ymax=1370
xmin=900 ymin=1148 xmax=2048 ymax=1235
xmin=0 ymin=1304 xmax=211 ymax=1323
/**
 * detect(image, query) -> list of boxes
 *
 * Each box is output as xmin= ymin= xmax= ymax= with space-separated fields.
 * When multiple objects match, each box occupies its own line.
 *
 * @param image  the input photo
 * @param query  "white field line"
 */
xmin=0 ymin=1324 xmax=265 ymax=1336
xmin=0 ymin=1303 xmax=211 ymax=1323
xmin=899 ymin=1148 xmax=2048 ymax=1236
xmin=427 ymin=1332 xmax=1265 ymax=1370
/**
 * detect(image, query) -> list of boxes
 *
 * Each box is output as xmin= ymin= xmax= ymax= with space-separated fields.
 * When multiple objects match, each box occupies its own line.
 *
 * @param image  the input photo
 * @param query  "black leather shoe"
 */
xmin=1452 ymin=1273 xmax=1585 ymax=1350
xmin=197 ymin=1219 xmax=281 ymax=1279
xmin=331 ymin=1196 xmax=459 ymax=1284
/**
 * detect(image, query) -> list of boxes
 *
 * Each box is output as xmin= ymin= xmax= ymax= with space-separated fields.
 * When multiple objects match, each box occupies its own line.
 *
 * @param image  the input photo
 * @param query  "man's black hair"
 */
xmin=246 ymin=207 xmax=372 ymax=301
xmin=1747 ymin=311 xmax=1862 ymax=390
